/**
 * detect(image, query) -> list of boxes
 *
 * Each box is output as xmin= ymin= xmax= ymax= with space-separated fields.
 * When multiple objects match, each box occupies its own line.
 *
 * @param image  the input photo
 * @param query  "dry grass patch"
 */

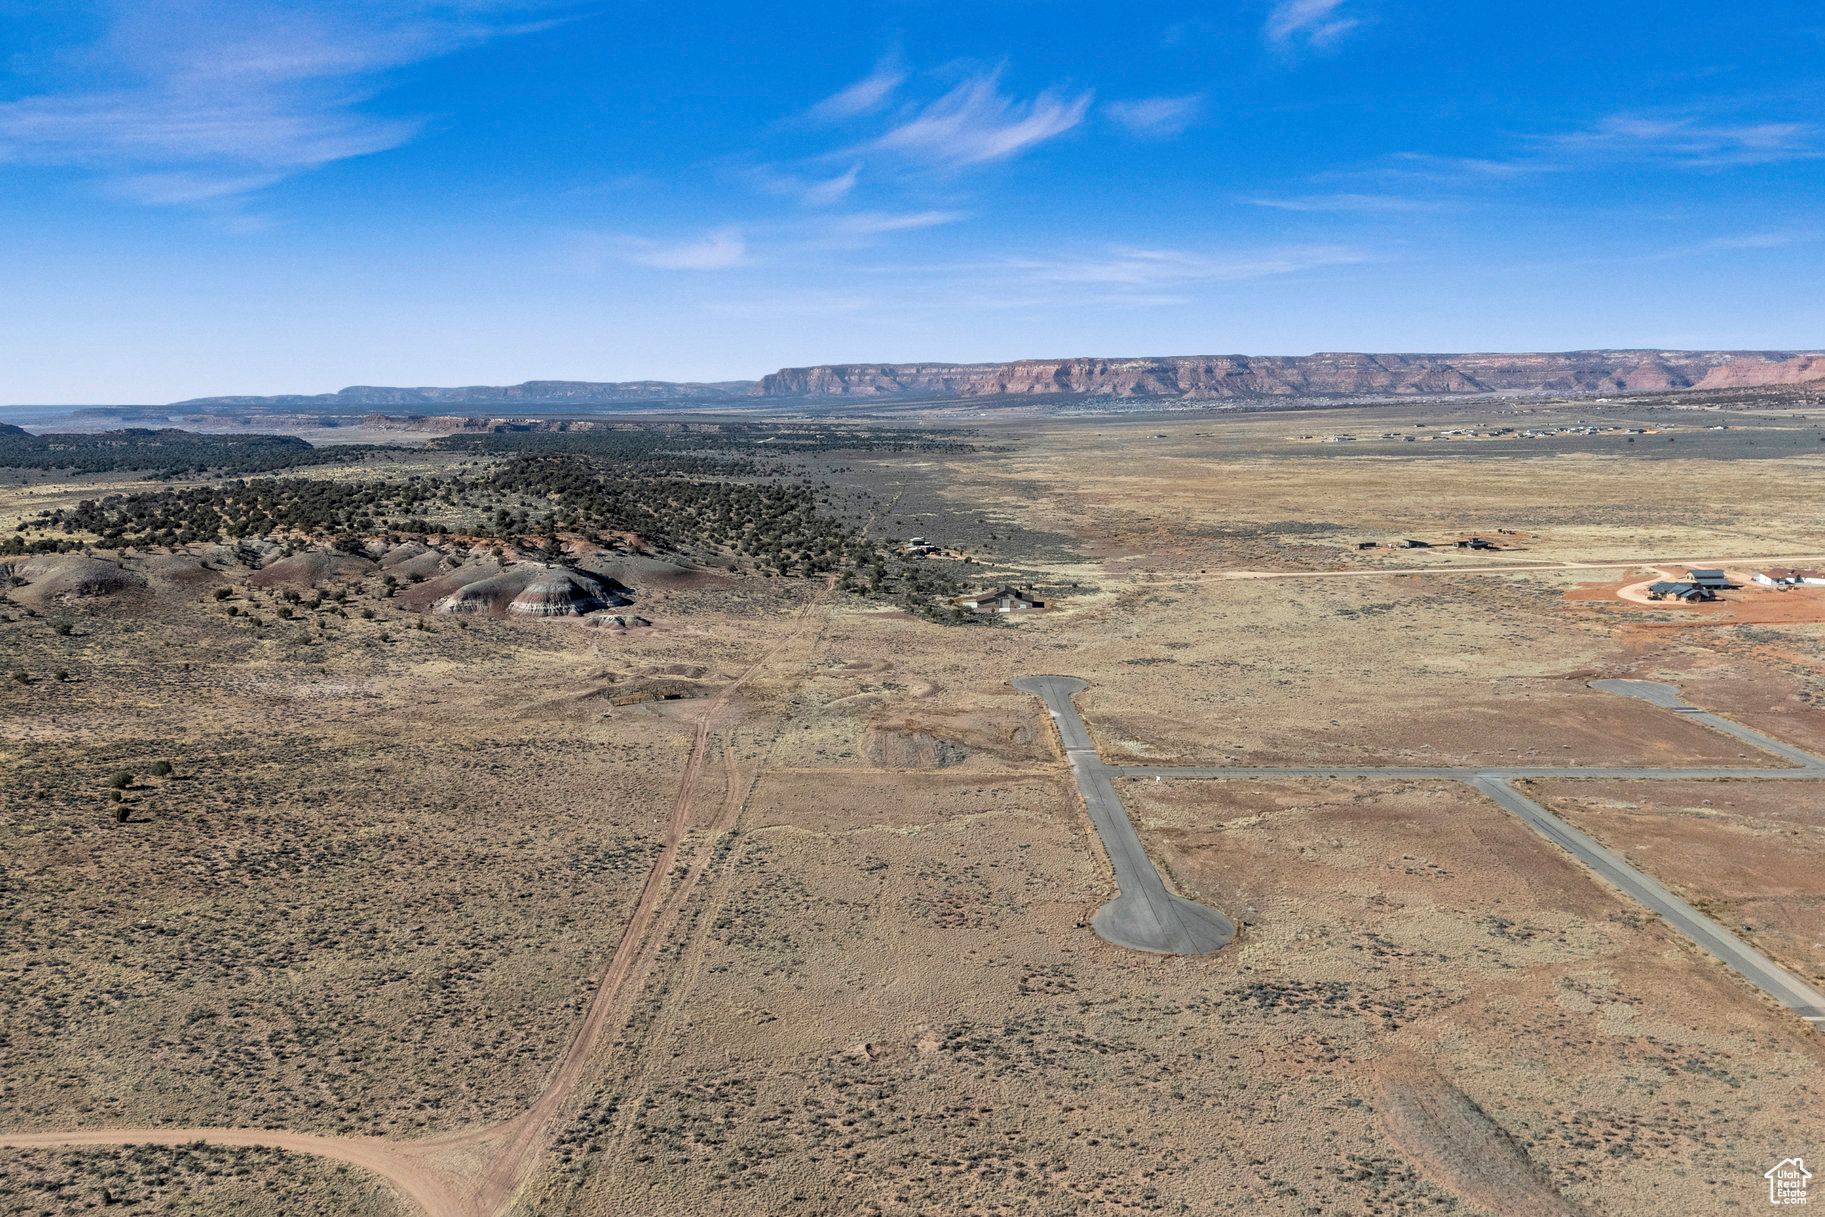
xmin=0 ymin=1143 xmax=404 ymax=1217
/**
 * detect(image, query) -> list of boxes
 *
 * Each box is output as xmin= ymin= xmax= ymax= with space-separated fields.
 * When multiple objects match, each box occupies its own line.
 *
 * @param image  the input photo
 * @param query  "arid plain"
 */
xmin=6 ymin=393 xmax=1825 ymax=1215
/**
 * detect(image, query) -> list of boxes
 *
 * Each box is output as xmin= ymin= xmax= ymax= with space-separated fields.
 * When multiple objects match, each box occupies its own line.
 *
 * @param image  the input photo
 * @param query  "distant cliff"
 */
xmin=170 ymin=350 xmax=1825 ymax=410
xmin=755 ymin=351 xmax=1825 ymax=399
xmin=172 ymin=379 xmax=757 ymax=409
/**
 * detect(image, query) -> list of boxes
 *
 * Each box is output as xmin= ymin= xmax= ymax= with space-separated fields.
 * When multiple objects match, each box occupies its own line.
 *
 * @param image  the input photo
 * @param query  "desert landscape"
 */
xmin=5 ymin=384 xmax=1825 ymax=1214
xmin=11 ymin=1 xmax=1825 ymax=1210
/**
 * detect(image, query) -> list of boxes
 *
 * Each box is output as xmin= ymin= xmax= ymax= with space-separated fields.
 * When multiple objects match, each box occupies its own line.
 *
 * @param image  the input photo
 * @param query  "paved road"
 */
xmin=1590 ymin=678 xmax=1825 ymax=770
xmin=1469 ymin=775 xmax=1825 ymax=1024
xmin=1122 ymin=765 xmax=1825 ymax=780
xmin=1199 ymin=553 xmax=1825 ymax=582
xmin=1014 ymin=673 xmax=1825 ymax=1030
xmin=1013 ymin=676 xmax=1233 ymax=954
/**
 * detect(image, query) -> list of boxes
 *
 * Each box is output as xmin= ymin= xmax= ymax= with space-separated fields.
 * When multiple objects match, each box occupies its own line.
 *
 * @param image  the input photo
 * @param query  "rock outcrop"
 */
xmin=428 ymin=565 xmax=630 ymax=617
xmin=164 ymin=349 xmax=1825 ymax=411
xmin=589 ymin=614 xmax=652 ymax=630
xmin=508 ymin=569 xmax=627 ymax=617
xmin=1695 ymin=353 xmax=1825 ymax=389
xmin=756 ymin=350 xmax=1825 ymax=400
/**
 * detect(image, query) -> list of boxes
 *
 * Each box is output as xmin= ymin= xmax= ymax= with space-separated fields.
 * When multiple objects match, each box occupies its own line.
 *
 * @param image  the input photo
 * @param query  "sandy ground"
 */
xmin=9 ymin=399 xmax=1825 ymax=1214
xmin=1529 ymin=779 xmax=1825 ymax=993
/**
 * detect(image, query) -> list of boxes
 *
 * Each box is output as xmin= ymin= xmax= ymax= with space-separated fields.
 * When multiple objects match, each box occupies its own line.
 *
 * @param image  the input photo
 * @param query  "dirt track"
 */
xmin=1210 ymin=553 xmax=1825 ymax=582
xmin=0 ymin=495 xmax=910 ymax=1216
xmin=0 ymin=1126 xmax=464 ymax=1215
xmin=0 ymin=596 xmax=823 ymax=1217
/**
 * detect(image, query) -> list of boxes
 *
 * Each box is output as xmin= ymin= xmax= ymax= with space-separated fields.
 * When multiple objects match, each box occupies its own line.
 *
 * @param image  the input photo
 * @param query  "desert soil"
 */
xmin=6 ymin=396 xmax=1825 ymax=1214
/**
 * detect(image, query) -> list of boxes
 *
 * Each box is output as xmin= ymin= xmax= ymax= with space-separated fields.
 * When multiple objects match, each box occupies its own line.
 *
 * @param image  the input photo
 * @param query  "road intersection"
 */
xmin=1014 ymin=675 xmax=1825 ymax=1030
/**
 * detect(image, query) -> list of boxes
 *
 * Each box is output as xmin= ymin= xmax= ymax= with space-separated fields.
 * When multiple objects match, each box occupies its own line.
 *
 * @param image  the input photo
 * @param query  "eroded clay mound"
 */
xmin=393 ymin=552 xmax=454 ymax=581
xmin=141 ymin=554 xmax=226 ymax=594
xmin=4 ymin=555 xmax=147 ymax=606
xmin=373 ymin=542 xmax=455 ymax=582
xmin=431 ymin=570 xmax=536 ymax=615
xmin=429 ymin=564 xmax=631 ymax=617
xmin=577 ymin=553 xmax=728 ymax=589
xmin=588 ymin=614 xmax=652 ymax=630
xmin=248 ymin=550 xmax=378 ymax=590
xmin=509 ymin=568 xmax=629 ymax=617
xmin=375 ymin=540 xmax=428 ymax=564
xmin=194 ymin=541 xmax=258 ymax=567
xmin=581 ymin=665 xmax=718 ymax=705
xmin=396 ymin=561 xmax=502 ymax=612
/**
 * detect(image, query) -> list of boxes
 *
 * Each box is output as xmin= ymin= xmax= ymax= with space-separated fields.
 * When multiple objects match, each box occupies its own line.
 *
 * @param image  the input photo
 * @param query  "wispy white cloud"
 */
xmin=831 ymin=241 xmax=1374 ymax=315
xmin=700 ymin=291 xmax=875 ymax=320
xmin=624 ymin=228 xmax=751 ymax=270
xmin=745 ymin=162 xmax=865 ymax=207
xmin=802 ymin=164 xmax=861 ymax=205
xmin=809 ymin=60 xmax=906 ymax=121
xmin=1382 ymin=152 xmax=1545 ymax=181
xmin=750 ymin=61 xmax=1090 ymax=234
xmin=1311 ymin=151 xmax=1553 ymax=194
xmin=1284 ymin=109 xmax=1800 ymax=216
xmin=1004 ymin=243 xmax=1369 ymax=287
xmin=671 ymin=60 xmax=1090 ymax=271
xmin=0 ymin=89 xmax=422 ymax=185
xmin=1105 ymin=95 xmax=1201 ymax=138
xmin=864 ymin=70 xmax=1091 ymax=167
xmin=1244 ymin=191 xmax=1434 ymax=212
xmin=1695 ymin=230 xmax=1814 ymax=251
xmin=1265 ymin=0 xmax=1359 ymax=48
xmin=1551 ymin=114 xmax=1817 ymax=167
xmin=109 ymin=168 xmax=293 ymax=206
xmin=827 ymin=210 xmax=965 ymax=237
xmin=612 ymin=211 xmax=962 ymax=270
xmin=0 ymin=2 xmax=558 ymax=206
xmin=1648 ymin=229 xmax=1821 ymax=259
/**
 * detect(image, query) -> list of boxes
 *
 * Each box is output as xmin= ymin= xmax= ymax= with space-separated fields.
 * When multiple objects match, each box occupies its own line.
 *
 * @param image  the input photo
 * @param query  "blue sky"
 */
xmin=2 ymin=1 xmax=1822 ymax=402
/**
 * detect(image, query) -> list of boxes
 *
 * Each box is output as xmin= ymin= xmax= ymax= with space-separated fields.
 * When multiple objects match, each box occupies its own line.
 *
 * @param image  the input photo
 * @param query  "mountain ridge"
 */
xmin=753 ymin=350 xmax=1825 ymax=399
xmin=171 ymin=379 xmax=754 ymax=408
xmin=170 ymin=349 xmax=1825 ymax=409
